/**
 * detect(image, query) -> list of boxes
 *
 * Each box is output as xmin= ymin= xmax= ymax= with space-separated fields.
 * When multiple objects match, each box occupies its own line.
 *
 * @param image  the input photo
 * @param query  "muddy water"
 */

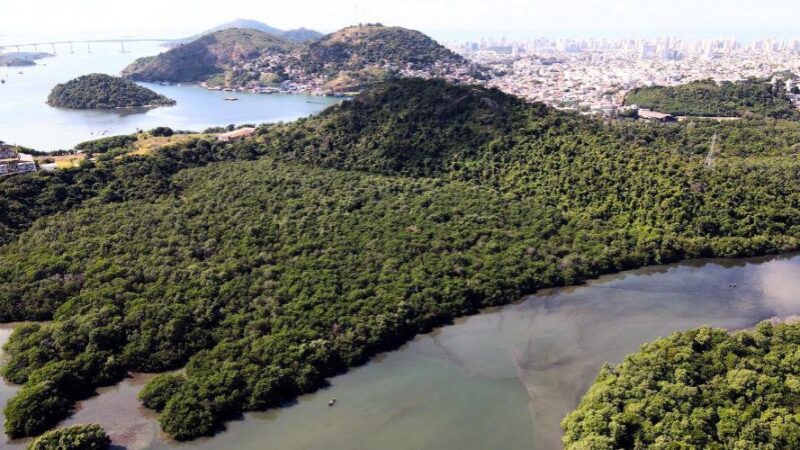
xmin=2 ymin=255 xmax=799 ymax=450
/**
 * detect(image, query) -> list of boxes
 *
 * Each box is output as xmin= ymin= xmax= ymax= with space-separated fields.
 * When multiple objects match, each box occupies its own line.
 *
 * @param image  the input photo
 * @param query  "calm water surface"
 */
xmin=2 ymin=255 xmax=799 ymax=450
xmin=0 ymin=42 xmax=338 ymax=150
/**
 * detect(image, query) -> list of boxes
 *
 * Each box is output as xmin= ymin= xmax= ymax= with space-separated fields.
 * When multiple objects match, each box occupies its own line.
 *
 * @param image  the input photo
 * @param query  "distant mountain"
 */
xmin=123 ymin=28 xmax=297 ymax=83
xmin=124 ymin=24 xmax=484 ymax=93
xmin=168 ymin=19 xmax=323 ymax=46
xmin=203 ymin=18 xmax=283 ymax=36
xmin=47 ymin=74 xmax=175 ymax=109
xmin=280 ymin=27 xmax=324 ymax=43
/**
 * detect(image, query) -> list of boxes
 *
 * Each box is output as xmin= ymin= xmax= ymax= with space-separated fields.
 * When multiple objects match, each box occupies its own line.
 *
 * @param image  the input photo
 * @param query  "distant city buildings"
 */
xmin=447 ymin=36 xmax=800 ymax=115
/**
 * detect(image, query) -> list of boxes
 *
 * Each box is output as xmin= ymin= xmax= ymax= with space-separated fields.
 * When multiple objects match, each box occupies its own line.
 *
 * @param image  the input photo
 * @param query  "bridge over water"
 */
xmin=0 ymin=38 xmax=174 ymax=54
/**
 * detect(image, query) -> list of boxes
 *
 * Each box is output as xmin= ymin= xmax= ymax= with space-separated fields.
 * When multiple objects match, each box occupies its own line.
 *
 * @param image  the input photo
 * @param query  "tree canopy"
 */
xmin=563 ymin=322 xmax=800 ymax=449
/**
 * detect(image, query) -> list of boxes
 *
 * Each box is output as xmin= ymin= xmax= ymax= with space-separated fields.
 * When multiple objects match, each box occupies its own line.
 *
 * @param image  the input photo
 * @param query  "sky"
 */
xmin=2 ymin=0 xmax=800 ymax=43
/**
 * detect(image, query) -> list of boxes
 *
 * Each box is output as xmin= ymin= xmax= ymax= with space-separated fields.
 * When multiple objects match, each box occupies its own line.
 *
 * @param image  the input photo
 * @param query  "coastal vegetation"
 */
xmin=27 ymin=424 xmax=110 ymax=450
xmin=624 ymin=77 xmax=800 ymax=119
xmin=562 ymin=321 xmax=800 ymax=449
xmin=1 ymin=79 xmax=800 ymax=440
xmin=47 ymin=74 xmax=175 ymax=109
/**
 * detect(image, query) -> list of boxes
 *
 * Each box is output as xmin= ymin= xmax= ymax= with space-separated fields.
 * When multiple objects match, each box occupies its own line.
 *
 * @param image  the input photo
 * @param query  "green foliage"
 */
xmin=27 ymin=424 xmax=110 ymax=450
xmin=47 ymin=74 xmax=175 ymax=110
xmin=4 ymin=381 xmax=71 ymax=438
xmin=562 ymin=322 xmax=800 ymax=449
xmin=0 ymin=136 xmax=232 ymax=248
xmin=138 ymin=373 xmax=185 ymax=411
xmin=1 ymin=78 xmax=800 ymax=441
xmin=150 ymin=127 xmax=174 ymax=137
xmin=625 ymin=78 xmax=800 ymax=119
xmin=74 ymin=135 xmax=138 ymax=154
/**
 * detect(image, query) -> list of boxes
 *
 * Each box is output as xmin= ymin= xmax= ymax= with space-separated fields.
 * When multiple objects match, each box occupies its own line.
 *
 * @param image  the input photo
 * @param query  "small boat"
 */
xmin=1 ymin=79 xmax=5 ymax=84
xmin=328 ymin=398 xmax=336 ymax=407
xmin=224 ymin=97 xmax=239 ymax=101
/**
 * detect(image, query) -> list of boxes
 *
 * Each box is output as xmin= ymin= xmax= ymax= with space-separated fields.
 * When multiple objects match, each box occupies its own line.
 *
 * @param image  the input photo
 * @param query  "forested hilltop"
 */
xmin=2 ymin=79 xmax=800 ymax=443
xmin=47 ymin=74 xmax=176 ymax=109
xmin=122 ymin=24 xmax=484 ymax=92
xmin=624 ymin=77 xmax=800 ymax=119
xmin=563 ymin=321 xmax=800 ymax=449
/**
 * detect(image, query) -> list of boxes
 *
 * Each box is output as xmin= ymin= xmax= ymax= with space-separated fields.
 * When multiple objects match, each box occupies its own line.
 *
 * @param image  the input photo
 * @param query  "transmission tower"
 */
xmin=704 ymin=132 xmax=718 ymax=169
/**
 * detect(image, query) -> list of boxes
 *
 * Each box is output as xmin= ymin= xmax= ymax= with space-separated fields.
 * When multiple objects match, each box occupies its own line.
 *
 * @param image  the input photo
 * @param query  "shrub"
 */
xmin=27 ymin=424 xmax=110 ymax=450
xmin=4 ymin=381 xmax=71 ymax=438
xmin=138 ymin=373 xmax=185 ymax=411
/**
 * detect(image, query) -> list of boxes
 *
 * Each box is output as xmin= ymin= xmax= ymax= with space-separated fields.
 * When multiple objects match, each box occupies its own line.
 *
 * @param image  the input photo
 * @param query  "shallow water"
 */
xmin=0 ymin=41 xmax=338 ymax=150
xmin=1 ymin=254 xmax=799 ymax=450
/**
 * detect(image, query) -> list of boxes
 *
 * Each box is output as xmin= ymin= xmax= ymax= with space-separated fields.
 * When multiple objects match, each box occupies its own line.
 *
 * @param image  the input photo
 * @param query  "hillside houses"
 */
xmin=0 ymin=142 xmax=37 ymax=176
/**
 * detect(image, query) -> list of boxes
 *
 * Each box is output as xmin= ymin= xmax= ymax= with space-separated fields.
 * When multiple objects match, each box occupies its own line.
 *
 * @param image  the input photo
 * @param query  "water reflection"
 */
xmin=1 ymin=255 xmax=799 ymax=450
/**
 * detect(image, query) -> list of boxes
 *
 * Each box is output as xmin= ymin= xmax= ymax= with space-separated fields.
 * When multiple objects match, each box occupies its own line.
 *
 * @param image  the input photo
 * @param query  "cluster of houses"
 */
xmin=0 ymin=142 xmax=37 ymax=176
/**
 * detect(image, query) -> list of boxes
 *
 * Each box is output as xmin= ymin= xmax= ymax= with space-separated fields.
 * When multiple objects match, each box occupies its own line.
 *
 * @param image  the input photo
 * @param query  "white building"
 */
xmin=0 ymin=144 xmax=37 ymax=176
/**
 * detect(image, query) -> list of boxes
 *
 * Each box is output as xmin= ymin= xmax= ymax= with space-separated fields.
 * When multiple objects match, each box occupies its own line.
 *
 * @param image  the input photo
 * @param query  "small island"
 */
xmin=0 ymin=52 xmax=52 ymax=67
xmin=47 ymin=73 xmax=176 ymax=110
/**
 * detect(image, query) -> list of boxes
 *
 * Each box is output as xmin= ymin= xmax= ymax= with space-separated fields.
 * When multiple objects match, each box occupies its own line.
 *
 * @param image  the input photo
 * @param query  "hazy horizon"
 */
xmin=2 ymin=0 xmax=800 ymax=45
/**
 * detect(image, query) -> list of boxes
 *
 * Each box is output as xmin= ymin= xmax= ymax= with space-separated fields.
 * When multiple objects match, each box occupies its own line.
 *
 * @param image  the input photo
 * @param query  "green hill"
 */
xmin=123 ymin=28 xmax=296 ymax=83
xmin=47 ymin=74 xmax=175 ymax=109
xmin=296 ymin=24 xmax=469 ymax=74
xmin=625 ymin=78 xmax=800 ymax=119
xmin=2 ymin=79 xmax=800 ymax=441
